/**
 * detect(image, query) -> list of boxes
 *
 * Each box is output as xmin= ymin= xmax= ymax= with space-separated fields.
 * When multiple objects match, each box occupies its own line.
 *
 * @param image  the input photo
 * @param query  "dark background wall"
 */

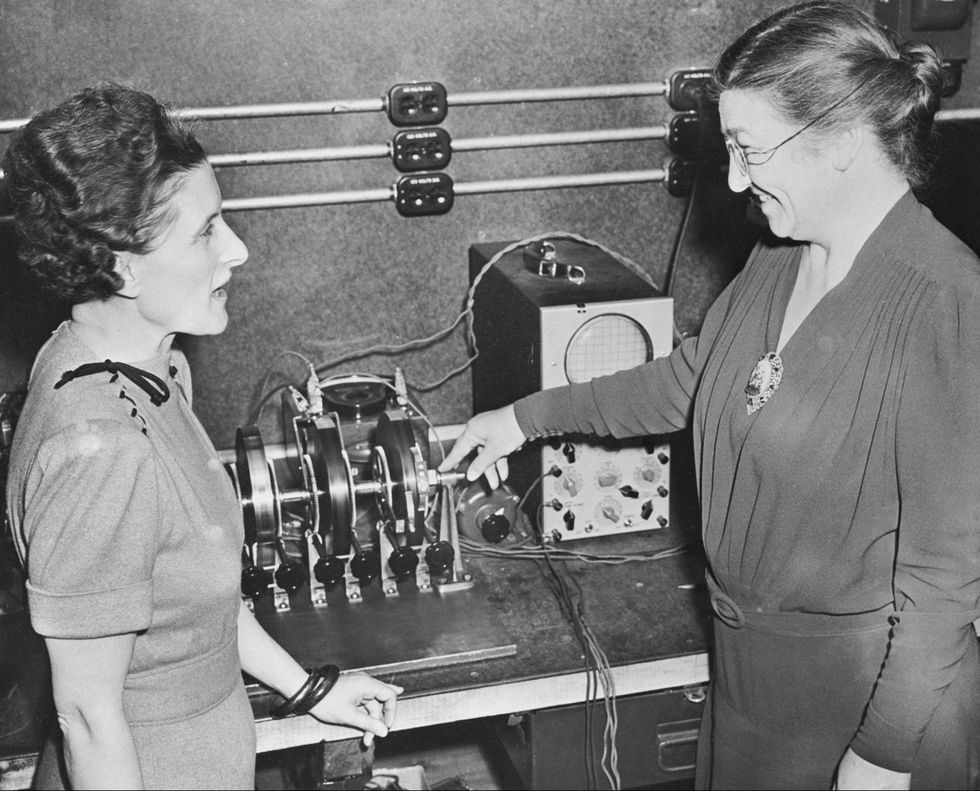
xmin=1 ymin=0 xmax=979 ymax=451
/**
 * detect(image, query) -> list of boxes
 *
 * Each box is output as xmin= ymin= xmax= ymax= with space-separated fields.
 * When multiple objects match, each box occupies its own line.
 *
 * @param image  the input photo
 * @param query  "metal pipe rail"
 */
xmin=935 ymin=107 xmax=980 ymax=122
xmin=219 ymin=168 xmax=667 ymax=212
xmin=206 ymin=126 xmax=669 ymax=168
xmin=0 ymin=81 xmax=670 ymax=133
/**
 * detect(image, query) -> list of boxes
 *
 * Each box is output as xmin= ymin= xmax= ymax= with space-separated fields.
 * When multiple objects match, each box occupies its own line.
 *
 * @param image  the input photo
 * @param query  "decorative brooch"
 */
xmin=745 ymin=352 xmax=783 ymax=415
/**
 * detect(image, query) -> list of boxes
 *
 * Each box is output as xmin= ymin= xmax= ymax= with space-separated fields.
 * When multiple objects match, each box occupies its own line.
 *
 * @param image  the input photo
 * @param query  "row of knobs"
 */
xmin=241 ymin=537 xmax=457 ymax=599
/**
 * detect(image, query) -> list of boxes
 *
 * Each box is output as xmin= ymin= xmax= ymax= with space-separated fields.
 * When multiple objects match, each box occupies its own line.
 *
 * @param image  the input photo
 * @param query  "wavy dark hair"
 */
xmin=1 ymin=82 xmax=207 ymax=303
xmin=712 ymin=0 xmax=946 ymax=188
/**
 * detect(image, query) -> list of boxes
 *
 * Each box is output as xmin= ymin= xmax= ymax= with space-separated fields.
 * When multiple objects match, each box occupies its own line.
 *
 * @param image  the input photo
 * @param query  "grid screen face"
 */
xmin=564 ymin=314 xmax=653 ymax=384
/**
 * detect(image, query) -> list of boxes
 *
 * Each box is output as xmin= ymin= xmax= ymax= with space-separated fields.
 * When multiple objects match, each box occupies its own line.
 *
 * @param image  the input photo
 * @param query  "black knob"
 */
xmin=641 ymin=500 xmax=654 ymax=520
xmin=480 ymin=513 xmax=511 ymax=544
xmin=241 ymin=565 xmax=272 ymax=598
xmin=275 ymin=560 xmax=306 ymax=593
xmin=619 ymin=485 xmax=639 ymax=499
xmin=388 ymin=546 xmax=419 ymax=579
xmin=563 ymin=510 xmax=575 ymax=530
xmin=562 ymin=442 xmax=576 ymax=463
xmin=425 ymin=541 xmax=455 ymax=573
xmin=350 ymin=550 xmax=379 ymax=583
xmin=314 ymin=555 xmax=346 ymax=587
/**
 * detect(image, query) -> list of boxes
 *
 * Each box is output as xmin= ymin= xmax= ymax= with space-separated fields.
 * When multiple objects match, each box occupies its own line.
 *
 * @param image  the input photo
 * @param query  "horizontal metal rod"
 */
xmin=453 ymin=168 xmax=666 ymax=195
xmin=209 ymin=144 xmax=390 ymax=167
xmin=218 ymin=168 xmax=666 ymax=212
xmin=0 ymin=81 xmax=671 ymax=133
xmin=447 ymin=82 xmax=667 ymax=106
xmin=450 ymin=125 xmax=667 ymax=151
xmin=221 ymin=187 xmax=393 ymax=212
xmin=207 ymin=126 xmax=669 ymax=168
xmin=935 ymin=107 xmax=980 ymax=122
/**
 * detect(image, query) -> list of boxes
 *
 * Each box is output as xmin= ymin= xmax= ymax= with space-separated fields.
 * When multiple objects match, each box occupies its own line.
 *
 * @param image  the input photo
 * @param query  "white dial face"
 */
xmin=564 ymin=314 xmax=653 ymax=384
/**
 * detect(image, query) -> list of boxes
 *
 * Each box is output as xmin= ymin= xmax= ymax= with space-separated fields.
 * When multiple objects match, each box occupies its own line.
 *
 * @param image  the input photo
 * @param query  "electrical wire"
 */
xmin=662 ymin=164 xmax=699 ymax=301
xmin=484 ymin=469 xmax=628 ymax=789
xmin=458 ymin=534 xmax=694 ymax=564
xmin=245 ymin=349 xmax=318 ymax=426
xmin=242 ymin=231 xmax=669 ymax=425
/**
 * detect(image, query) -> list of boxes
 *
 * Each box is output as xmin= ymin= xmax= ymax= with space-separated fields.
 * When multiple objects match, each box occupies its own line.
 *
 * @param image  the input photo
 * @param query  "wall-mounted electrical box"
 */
xmin=876 ymin=0 xmax=977 ymax=94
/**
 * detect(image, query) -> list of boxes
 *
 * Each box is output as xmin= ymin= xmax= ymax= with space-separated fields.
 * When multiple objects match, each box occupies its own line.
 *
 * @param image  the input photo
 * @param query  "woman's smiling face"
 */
xmin=719 ymin=89 xmax=837 ymax=242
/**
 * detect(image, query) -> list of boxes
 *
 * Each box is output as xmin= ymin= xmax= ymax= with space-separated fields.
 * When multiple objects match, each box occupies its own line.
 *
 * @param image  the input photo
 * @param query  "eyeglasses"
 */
xmin=725 ymin=82 xmax=865 ymax=178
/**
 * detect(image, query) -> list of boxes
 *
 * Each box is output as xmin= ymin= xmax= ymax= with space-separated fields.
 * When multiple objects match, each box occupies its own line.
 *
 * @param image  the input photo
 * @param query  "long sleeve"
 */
xmin=852 ymin=269 xmax=980 ymax=771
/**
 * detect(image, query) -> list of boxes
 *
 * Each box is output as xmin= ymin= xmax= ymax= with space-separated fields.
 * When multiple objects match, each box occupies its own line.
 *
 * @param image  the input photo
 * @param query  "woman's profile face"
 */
xmin=718 ymin=89 xmax=836 ymax=242
xmin=120 ymin=163 xmax=248 ymax=342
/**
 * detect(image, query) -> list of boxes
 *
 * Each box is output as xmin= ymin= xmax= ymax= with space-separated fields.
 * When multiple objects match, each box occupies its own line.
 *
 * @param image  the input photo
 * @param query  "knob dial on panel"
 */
xmin=558 ymin=469 xmax=582 ymax=498
xmin=350 ymin=550 xmax=380 ymax=583
xmin=314 ymin=555 xmax=346 ymax=587
xmin=387 ymin=546 xmax=419 ymax=579
xmin=596 ymin=497 xmax=622 ymax=523
xmin=596 ymin=463 xmax=620 ymax=488
xmin=275 ymin=560 xmax=307 ymax=593
xmin=241 ymin=565 xmax=273 ymax=598
xmin=425 ymin=541 xmax=455 ymax=572
xmin=638 ymin=463 xmax=663 ymax=484
xmin=480 ymin=513 xmax=511 ymax=544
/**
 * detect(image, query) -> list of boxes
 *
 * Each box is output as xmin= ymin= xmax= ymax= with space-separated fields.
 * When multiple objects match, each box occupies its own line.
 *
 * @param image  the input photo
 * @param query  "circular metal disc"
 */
xmin=299 ymin=415 xmax=355 ymax=552
xmin=235 ymin=426 xmax=276 ymax=545
xmin=373 ymin=409 xmax=426 ymax=542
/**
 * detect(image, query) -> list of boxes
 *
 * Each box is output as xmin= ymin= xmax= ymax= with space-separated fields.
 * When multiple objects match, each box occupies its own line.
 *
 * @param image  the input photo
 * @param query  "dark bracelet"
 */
xmin=300 ymin=664 xmax=341 ymax=713
xmin=271 ymin=664 xmax=341 ymax=719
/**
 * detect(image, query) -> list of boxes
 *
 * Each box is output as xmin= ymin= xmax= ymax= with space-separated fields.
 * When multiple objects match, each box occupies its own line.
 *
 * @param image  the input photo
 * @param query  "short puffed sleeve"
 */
xmin=21 ymin=418 xmax=164 ymax=638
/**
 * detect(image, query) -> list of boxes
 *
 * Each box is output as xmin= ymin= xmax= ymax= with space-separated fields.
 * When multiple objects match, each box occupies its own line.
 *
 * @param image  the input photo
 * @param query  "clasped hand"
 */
xmin=306 ymin=672 xmax=404 ymax=747
xmin=437 ymin=405 xmax=527 ymax=489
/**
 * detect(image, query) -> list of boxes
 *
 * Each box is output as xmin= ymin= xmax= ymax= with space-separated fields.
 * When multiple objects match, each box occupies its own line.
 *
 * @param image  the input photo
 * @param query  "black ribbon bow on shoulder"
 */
xmin=55 ymin=360 xmax=171 ymax=406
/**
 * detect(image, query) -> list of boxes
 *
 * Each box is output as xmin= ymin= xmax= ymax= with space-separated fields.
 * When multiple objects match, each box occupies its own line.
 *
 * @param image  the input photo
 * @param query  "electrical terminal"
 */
xmin=666 ymin=68 xmax=714 ymax=111
xmin=394 ymin=172 xmax=454 ymax=216
xmin=306 ymin=366 xmax=323 ymax=417
xmin=668 ymin=111 xmax=724 ymax=161
xmin=664 ymin=157 xmax=697 ymax=198
xmin=391 ymin=127 xmax=452 ymax=172
xmin=386 ymin=82 xmax=449 ymax=127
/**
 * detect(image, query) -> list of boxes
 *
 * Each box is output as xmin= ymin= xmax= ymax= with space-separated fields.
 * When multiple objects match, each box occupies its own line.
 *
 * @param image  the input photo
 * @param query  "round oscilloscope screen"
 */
xmin=564 ymin=314 xmax=654 ymax=383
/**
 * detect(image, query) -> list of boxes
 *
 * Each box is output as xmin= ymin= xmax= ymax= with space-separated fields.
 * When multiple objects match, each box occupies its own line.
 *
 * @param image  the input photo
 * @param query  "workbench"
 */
xmin=0 ymin=524 xmax=712 ymax=789
xmin=249 ymin=524 xmax=712 ymax=787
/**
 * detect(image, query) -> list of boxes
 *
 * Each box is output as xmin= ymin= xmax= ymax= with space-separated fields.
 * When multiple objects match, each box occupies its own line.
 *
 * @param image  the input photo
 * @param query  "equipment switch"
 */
xmin=619 ymin=485 xmax=640 ymax=499
xmin=563 ymin=510 xmax=575 ymax=531
xmin=562 ymin=442 xmax=577 ymax=463
xmin=641 ymin=500 xmax=654 ymax=520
